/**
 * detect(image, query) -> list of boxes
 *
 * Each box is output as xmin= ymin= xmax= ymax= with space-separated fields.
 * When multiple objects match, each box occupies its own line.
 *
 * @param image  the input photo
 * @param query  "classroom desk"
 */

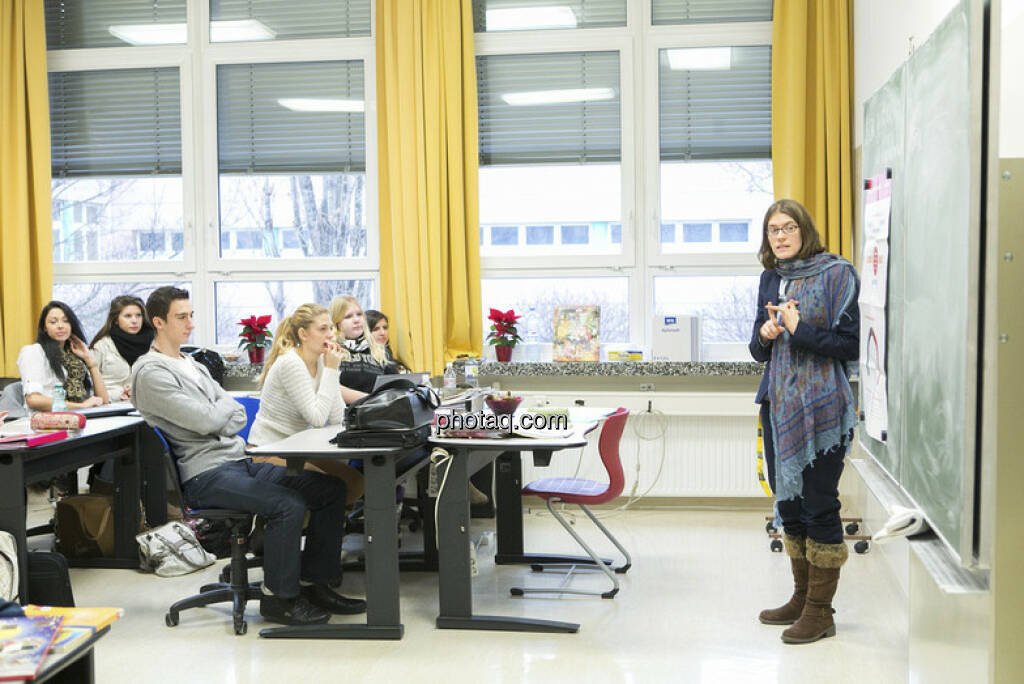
xmin=246 ymin=426 xmax=411 ymax=640
xmin=35 ymin=625 xmax=110 ymax=684
xmin=429 ymin=424 xmax=593 ymax=634
xmin=0 ymin=416 xmax=145 ymax=603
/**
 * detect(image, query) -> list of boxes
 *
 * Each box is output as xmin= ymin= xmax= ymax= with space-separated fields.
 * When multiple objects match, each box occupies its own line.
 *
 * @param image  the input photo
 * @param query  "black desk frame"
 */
xmin=0 ymin=419 xmax=143 ymax=602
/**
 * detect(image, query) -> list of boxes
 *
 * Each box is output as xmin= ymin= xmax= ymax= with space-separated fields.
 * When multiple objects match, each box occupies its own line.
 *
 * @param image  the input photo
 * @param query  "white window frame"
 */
xmin=48 ymin=0 xmax=378 ymax=349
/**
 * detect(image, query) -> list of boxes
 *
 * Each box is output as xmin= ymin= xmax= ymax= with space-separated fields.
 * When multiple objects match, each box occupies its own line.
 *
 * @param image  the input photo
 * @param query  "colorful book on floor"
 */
xmin=0 ymin=616 xmax=64 ymax=681
xmin=24 ymin=606 xmax=123 ymax=633
xmin=0 ymin=430 xmax=68 ymax=447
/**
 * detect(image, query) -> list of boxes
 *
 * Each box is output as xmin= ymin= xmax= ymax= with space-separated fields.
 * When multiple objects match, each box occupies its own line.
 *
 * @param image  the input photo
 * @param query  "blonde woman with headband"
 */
xmin=329 ymin=295 xmax=401 ymax=394
xmin=247 ymin=303 xmax=364 ymax=503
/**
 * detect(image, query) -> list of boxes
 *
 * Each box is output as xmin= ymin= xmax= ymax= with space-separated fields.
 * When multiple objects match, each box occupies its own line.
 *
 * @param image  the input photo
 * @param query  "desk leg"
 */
xmin=435 ymin=452 xmax=578 ymax=634
xmin=112 ymin=429 xmax=141 ymax=562
xmin=261 ymin=452 xmax=403 ymax=640
xmin=0 ymin=455 xmax=29 ymax=603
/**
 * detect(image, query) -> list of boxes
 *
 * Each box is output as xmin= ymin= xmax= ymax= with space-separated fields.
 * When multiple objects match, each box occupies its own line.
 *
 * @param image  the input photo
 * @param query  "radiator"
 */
xmin=519 ymin=413 xmax=766 ymax=498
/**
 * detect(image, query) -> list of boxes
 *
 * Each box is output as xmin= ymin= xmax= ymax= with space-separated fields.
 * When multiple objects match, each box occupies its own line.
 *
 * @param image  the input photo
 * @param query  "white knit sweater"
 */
xmin=247 ymin=350 xmax=344 ymax=446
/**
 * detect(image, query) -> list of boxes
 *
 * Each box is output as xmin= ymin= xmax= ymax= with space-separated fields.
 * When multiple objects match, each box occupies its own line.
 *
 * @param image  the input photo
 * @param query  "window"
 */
xmin=52 ymin=281 xmax=190 ymax=338
xmin=473 ymin=0 xmax=626 ymax=32
xmin=653 ymin=274 xmax=759 ymax=360
xmin=682 ymin=222 xmax=711 ymax=243
xmin=46 ymin=0 xmax=377 ymax=348
xmin=526 ymin=225 xmax=554 ymax=245
xmin=490 ymin=226 xmax=519 ymax=246
xmin=720 ymin=221 xmax=749 ymax=242
xmin=651 ymin=0 xmax=772 ymax=25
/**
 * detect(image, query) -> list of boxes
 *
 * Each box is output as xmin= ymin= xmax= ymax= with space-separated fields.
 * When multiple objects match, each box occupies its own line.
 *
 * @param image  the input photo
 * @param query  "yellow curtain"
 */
xmin=0 ymin=0 xmax=51 ymax=377
xmin=376 ymin=0 xmax=481 ymax=377
xmin=771 ymin=0 xmax=853 ymax=259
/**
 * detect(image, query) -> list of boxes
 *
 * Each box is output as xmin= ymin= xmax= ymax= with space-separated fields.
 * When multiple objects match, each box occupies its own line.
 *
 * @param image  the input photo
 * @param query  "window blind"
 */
xmin=49 ymin=68 xmax=182 ymax=177
xmin=45 ymin=0 xmax=187 ymax=49
xmin=477 ymin=51 xmax=621 ymax=165
xmin=659 ymin=45 xmax=771 ymax=161
xmin=472 ymin=0 xmax=626 ymax=32
xmin=211 ymin=0 xmax=371 ymax=41
xmin=651 ymin=0 xmax=772 ymax=25
xmin=217 ymin=61 xmax=365 ymax=174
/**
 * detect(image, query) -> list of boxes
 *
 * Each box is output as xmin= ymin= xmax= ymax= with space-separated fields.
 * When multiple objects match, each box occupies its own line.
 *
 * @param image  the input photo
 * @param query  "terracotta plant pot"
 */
xmin=247 ymin=347 xmax=266 ymax=364
xmin=495 ymin=345 xmax=513 ymax=362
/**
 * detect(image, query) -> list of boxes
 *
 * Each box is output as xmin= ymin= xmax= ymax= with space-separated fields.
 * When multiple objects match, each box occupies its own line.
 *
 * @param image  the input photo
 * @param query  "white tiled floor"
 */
xmin=26 ymin=496 xmax=908 ymax=684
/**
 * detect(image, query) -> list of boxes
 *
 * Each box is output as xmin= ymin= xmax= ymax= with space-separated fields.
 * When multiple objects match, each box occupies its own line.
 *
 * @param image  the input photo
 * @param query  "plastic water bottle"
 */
xmin=523 ymin=306 xmax=540 ymax=362
xmin=52 ymin=383 xmax=66 ymax=411
xmin=443 ymin=363 xmax=456 ymax=394
xmin=464 ymin=356 xmax=479 ymax=388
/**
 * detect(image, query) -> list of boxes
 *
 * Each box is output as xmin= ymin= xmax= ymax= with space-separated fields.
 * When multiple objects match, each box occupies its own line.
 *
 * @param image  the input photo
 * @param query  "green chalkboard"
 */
xmin=859 ymin=0 xmax=985 ymax=563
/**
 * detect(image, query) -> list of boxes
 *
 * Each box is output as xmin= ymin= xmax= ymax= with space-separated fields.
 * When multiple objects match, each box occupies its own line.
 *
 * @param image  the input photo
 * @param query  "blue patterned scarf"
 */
xmin=769 ymin=253 xmax=859 ymax=502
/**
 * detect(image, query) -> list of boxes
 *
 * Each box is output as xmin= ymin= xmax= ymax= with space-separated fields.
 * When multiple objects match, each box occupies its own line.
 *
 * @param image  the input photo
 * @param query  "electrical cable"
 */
xmin=430 ymin=447 xmax=453 ymax=550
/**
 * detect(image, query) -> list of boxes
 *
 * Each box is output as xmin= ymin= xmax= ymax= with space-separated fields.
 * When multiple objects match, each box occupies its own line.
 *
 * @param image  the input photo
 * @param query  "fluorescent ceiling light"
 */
xmin=278 ymin=98 xmax=365 ymax=113
xmin=210 ymin=19 xmax=276 ymax=42
xmin=486 ymin=7 xmax=577 ymax=31
xmin=666 ymin=47 xmax=732 ymax=71
xmin=108 ymin=19 xmax=275 ymax=45
xmin=502 ymin=87 xmax=615 ymax=106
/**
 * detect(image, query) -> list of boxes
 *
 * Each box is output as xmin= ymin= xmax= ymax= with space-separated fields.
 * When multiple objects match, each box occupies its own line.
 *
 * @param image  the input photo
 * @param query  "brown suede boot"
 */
xmin=759 ymin=534 xmax=808 ymax=625
xmin=782 ymin=539 xmax=848 ymax=644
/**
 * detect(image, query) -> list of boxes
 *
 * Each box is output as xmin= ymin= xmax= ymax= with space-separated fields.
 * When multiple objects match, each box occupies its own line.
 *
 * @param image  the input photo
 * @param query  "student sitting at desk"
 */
xmin=131 ymin=287 xmax=365 ymax=626
xmin=329 ymin=295 xmax=400 ymax=394
xmin=365 ymin=309 xmax=409 ymax=373
xmin=247 ymin=303 xmax=365 ymax=504
xmin=18 ymin=301 xmax=109 ymax=411
xmin=90 ymin=295 xmax=154 ymax=401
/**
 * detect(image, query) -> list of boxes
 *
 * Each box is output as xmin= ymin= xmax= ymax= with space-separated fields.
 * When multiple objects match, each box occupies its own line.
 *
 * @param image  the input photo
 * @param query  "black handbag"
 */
xmin=343 ymin=378 xmax=439 ymax=432
xmin=331 ymin=424 xmax=432 ymax=449
xmin=181 ymin=346 xmax=226 ymax=386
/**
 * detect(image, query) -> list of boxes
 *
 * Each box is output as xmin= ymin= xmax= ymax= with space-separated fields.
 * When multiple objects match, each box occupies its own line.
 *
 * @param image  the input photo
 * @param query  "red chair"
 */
xmin=511 ymin=407 xmax=632 ymax=599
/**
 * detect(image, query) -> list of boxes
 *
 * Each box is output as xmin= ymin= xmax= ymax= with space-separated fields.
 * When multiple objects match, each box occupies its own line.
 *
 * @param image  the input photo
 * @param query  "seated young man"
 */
xmin=131 ymin=286 xmax=365 ymax=626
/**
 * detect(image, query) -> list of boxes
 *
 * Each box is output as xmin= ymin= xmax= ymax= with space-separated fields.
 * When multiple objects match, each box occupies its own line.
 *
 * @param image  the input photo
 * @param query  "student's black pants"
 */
xmin=761 ymin=402 xmax=845 ymax=545
xmin=182 ymin=458 xmax=346 ymax=597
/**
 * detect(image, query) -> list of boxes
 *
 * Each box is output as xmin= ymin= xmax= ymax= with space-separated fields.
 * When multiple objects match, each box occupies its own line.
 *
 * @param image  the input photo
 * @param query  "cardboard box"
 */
xmin=651 ymin=315 xmax=701 ymax=362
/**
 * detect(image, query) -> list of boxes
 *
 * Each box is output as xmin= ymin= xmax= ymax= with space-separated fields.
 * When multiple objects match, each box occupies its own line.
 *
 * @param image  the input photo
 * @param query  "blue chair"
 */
xmin=152 ymin=427 xmax=262 ymax=635
xmin=233 ymin=396 xmax=260 ymax=443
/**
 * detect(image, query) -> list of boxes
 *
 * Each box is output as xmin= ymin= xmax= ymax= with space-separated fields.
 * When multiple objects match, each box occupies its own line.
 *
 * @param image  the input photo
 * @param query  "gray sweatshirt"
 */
xmin=130 ymin=350 xmax=248 ymax=482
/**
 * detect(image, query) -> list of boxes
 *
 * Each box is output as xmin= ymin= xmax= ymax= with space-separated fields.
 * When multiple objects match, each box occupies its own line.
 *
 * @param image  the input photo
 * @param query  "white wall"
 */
xmin=1000 ymin=1 xmax=1024 ymax=156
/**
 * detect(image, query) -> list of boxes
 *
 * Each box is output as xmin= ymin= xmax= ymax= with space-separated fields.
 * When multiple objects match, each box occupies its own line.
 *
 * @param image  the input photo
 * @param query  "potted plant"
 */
xmin=486 ymin=308 xmax=521 ymax=362
xmin=238 ymin=315 xmax=273 ymax=363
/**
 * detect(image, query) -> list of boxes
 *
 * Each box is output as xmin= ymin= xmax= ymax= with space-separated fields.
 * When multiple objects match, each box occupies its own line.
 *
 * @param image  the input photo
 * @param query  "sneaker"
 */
xmin=301 ymin=584 xmax=367 ymax=615
xmin=259 ymin=594 xmax=331 ymax=626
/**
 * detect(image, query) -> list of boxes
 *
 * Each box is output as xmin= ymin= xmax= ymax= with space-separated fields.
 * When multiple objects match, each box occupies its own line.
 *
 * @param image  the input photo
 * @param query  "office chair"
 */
xmin=233 ymin=395 xmax=260 ymax=444
xmin=511 ymin=407 xmax=632 ymax=599
xmin=153 ymin=428 xmax=262 ymax=635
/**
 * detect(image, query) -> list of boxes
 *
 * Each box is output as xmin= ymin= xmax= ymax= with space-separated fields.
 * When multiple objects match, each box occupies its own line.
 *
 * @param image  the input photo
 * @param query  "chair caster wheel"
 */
xmin=854 ymin=540 xmax=870 ymax=554
xmin=765 ymin=521 xmax=777 ymax=534
xmin=220 ymin=566 xmax=231 ymax=584
xmin=845 ymin=522 xmax=860 ymax=535
xmin=408 ymin=520 xmax=420 ymax=533
xmin=770 ymin=539 xmax=784 ymax=553
xmin=234 ymin=620 xmax=247 ymax=635
xmin=510 ymin=588 xmax=524 ymax=597
xmin=165 ymin=612 xmax=179 ymax=627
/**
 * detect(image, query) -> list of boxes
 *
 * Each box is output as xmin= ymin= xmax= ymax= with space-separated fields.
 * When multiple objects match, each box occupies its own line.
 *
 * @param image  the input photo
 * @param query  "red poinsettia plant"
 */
xmin=238 ymin=315 xmax=273 ymax=351
xmin=486 ymin=308 xmax=522 ymax=347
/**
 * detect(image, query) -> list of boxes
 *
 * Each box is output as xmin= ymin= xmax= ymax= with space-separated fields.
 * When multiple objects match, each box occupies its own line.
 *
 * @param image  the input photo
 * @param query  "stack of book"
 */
xmin=0 ymin=606 xmax=123 ymax=680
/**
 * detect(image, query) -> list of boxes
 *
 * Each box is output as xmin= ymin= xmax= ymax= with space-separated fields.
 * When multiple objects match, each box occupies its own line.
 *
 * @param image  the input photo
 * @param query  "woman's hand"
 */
xmin=68 ymin=335 xmax=97 ymax=368
xmin=69 ymin=396 xmax=104 ymax=409
xmin=766 ymin=300 xmax=801 ymax=335
xmin=323 ymin=341 xmax=343 ymax=370
xmin=759 ymin=301 xmax=786 ymax=343
xmin=120 ymin=386 xmax=132 ymax=401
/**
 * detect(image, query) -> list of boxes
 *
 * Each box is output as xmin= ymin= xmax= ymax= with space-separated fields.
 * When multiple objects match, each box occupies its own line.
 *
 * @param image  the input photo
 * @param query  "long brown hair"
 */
xmin=757 ymin=198 xmax=826 ymax=270
xmin=258 ymin=303 xmax=329 ymax=386
xmin=90 ymin=295 xmax=153 ymax=347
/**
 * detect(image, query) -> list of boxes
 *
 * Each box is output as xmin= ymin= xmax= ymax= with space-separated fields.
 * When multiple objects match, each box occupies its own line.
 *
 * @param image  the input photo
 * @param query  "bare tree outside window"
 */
xmin=53 ymin=281 xmax=189 ymax=340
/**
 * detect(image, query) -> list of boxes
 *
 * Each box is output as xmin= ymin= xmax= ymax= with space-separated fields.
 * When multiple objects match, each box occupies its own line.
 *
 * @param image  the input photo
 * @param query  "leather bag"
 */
xmin=136 ymin=521 xmax=216 ymax=577
xmin=344 ymin=378 xmax=438 ymax=432
xmin=55 ymin=495 xmax=114 ymax=558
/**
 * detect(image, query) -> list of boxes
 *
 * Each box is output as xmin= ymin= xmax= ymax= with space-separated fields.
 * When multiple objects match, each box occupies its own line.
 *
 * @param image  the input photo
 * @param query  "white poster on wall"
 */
xmin=859 ymin=172 xmax=892 ymax=442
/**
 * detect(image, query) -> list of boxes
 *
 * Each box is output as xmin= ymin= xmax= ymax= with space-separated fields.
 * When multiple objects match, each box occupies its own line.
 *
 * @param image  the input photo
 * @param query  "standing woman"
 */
xmin=247 ymin=304 xmax=365 ymax=506
xmin=329 ymin=296 xmax=399 ymax=394
xmin=749 ymin=199 xmax=859 ymax=644
xmin=90 ymin=295 xmax=155 ymax=401
xmin=18 ymin=301 xmax=109 ymax=411
xmin=365 ymin=309 xmax=409 ymax=373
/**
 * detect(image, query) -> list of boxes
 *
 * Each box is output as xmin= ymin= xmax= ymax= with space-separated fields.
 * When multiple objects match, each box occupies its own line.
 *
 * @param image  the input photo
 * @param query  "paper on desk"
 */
xmin=0 ymin=418 xmax=33 ymax=437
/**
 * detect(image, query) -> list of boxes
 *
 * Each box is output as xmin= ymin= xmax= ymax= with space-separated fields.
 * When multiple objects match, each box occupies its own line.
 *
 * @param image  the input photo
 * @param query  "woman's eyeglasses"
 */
xmin=767 ymin=223 xmax=799 ymax=237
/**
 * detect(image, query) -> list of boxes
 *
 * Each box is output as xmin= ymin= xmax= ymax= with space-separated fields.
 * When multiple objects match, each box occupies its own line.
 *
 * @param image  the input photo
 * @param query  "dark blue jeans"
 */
xmin=761 ymin=402 xmax=845 ymax=544
xmin=182 ymin=459 xmax=346 ymax=598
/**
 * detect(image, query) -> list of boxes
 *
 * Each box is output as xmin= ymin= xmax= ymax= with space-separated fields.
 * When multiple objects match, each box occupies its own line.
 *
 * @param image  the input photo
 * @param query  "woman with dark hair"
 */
xmin=750 ymin=198 xmax=860 ymax=645
xmin=17 ymin=301 xmax=109 ymax=411
xmin=364 ymin=309 xmax=409 ymax=372
xmin=90 ymin=295 xmax=155 ymax=401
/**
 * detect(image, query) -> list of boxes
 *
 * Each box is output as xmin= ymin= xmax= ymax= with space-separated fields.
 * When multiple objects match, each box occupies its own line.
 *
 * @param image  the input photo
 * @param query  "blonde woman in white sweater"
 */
xmin=248 ymin=304 xmax=364 ymax=503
